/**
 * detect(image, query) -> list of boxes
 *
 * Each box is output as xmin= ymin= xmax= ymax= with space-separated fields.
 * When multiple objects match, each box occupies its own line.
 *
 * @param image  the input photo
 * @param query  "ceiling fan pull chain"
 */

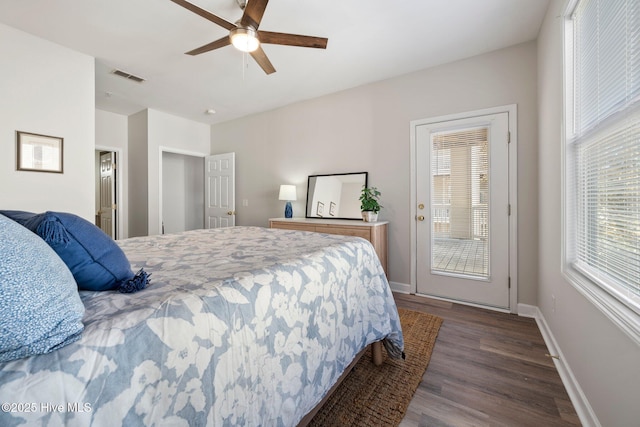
xmin=242 ymin=52 xmax=247 ymax=81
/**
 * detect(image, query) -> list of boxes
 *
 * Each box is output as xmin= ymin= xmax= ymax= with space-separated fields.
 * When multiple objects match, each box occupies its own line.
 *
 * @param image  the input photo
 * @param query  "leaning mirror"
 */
xmin=306 ymin=172 xmax=368 ymax=220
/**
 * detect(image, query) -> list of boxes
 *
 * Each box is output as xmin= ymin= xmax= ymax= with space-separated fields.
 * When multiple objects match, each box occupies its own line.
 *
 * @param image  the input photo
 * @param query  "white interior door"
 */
xmin=205 ymin=152 xmax=235 ymax=228
xmin=99 ymin=152 xmax=116 ymax=239
xmin=416 ymin=112 xmax=510 ymax=309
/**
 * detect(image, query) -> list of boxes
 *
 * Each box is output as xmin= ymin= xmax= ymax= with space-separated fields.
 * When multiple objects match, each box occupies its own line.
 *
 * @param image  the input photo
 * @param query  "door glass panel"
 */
xmin=431 ymin=126 xmax=489 ymax=279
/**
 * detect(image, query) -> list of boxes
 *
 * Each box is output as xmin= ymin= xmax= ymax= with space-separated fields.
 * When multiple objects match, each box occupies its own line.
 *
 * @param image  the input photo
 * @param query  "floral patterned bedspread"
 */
xmin=0 ymin=226 xmax=403 ymax=426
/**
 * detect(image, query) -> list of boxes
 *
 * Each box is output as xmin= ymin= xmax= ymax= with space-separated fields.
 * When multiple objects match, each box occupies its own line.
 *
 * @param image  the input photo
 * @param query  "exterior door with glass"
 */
xmin=415 ymin=112 xmax=510 ymax=309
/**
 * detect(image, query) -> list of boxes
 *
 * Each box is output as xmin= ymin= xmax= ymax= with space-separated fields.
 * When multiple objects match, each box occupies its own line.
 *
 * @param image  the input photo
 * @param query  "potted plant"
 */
xmin=359 ymin=186 xmax=383 ymax=222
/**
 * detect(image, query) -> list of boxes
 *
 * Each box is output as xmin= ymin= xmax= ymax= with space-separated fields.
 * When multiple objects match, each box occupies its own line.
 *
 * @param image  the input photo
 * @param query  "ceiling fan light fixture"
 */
xmin=230 ymin=26 xmax=259 ymax=52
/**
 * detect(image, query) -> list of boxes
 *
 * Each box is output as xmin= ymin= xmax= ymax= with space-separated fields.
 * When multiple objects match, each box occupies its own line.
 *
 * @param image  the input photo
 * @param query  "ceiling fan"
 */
xmin=169 ymin=0 xmax=328 ymax=74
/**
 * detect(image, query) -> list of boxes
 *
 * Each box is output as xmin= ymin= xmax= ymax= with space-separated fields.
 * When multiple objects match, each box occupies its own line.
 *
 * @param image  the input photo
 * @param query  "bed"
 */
xmin=0 ymin=224 xmax=404 ymax=426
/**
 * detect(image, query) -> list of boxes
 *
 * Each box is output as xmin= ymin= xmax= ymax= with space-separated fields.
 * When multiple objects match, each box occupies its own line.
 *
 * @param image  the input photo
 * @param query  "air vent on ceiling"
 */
xmin=111 ymin=69 xmax=146 ymax=83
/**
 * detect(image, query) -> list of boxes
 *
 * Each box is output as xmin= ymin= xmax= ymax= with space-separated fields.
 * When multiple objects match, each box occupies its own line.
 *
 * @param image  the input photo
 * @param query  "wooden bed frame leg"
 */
xmin=371 ymin=341 xmax=383 ymax=366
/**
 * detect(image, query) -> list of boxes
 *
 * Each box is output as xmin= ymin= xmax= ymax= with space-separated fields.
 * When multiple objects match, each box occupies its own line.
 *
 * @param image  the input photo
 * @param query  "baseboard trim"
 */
xmin=516 ymin=303 xmax=538 ymax=318
xmin=389 ymin=281 xmax=411 ymax=294
xmin=518 ymin=304 xmax=600 ymax=427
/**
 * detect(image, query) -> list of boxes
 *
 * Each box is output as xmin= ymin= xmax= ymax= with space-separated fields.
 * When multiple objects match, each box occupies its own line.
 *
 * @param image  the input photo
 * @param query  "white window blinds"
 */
xmin=570 ymin=0 xmax=640 ymax=302
xmin=431 ymin=127 xmax=489 ymax=278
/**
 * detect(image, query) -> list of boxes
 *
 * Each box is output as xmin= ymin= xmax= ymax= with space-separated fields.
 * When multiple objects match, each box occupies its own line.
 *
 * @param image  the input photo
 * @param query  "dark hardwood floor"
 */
xmin=394 ymin=293 xmax=581 ymax=427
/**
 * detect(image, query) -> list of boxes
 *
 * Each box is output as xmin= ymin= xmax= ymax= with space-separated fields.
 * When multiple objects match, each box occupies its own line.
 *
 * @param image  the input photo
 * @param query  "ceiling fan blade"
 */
xmin=258 ymin=31 xmax=328 ymax=49
xmin=185 ymin=36 xmax=231 ymax=55
xmin=250 ymin=46 xmax=276 ymax=74
xmin=169 ymin=0 xmax=236 ymax=31
xmin=240 ymin=0 xmax=269 ymax=29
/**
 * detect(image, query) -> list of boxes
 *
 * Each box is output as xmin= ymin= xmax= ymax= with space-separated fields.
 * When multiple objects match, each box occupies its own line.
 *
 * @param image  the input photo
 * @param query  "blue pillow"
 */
xmin=0 ymin=214 xmax=85 ymax=362
xmin=0 ymin=210 xmax=37 ymax=223
xmin=0 ymin=210 xmax=149 ymax=293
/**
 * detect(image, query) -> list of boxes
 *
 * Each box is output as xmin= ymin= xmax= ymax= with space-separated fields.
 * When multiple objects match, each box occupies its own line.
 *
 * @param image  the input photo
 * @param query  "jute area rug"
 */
xmin=309 ymin=308 xmax=443 ymax=426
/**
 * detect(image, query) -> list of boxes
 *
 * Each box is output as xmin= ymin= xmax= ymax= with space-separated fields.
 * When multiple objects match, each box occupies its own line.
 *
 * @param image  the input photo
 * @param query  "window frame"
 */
xmin=562 ymin=0 xmax=640 ymax=345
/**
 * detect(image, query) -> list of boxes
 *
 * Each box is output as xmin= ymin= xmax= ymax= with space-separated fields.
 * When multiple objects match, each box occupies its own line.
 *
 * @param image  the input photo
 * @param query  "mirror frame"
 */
xmin=305 ymin=172 xmax=368 ymax=220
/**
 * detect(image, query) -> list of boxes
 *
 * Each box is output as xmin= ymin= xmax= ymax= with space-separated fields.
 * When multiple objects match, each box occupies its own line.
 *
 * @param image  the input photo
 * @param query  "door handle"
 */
xmin=227 ymin=211 xmax=236 ymax=216
xmin=417 ymin=215 xmax=425 ymax=221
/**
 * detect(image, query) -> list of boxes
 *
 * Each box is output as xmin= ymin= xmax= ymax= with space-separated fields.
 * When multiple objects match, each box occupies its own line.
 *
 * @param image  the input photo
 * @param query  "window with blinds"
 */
xmin=431 ymin=126 xmax=489 ymax=279
xmin=566 ymin=0 xmax=640 ymax=312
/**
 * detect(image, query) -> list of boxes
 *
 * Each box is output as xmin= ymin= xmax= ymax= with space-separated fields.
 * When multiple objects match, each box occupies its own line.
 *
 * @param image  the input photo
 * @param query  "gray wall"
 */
xmin=162 ymin=151 xmax=204 ymax=234
xmin=537 ymin=1 xmax=640 ymax=425
xmin=211 ymin=41 xmax=539 ymax=305
xmin=127 ymin=110 xmax=149 ymax=238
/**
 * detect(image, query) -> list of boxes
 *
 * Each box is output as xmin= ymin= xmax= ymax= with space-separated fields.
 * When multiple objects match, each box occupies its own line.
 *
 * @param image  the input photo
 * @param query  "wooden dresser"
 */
xmin=269 ymin=218 xmax=388 ymax=277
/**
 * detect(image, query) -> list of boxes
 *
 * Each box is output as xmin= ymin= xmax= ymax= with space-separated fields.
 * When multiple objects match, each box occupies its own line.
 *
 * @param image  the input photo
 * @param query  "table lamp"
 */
xmin=278 ymin=184 xmax=297 ymax=218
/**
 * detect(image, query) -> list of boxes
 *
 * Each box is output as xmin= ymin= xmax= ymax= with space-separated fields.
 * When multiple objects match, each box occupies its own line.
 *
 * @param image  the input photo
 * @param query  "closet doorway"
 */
xmin=161 ymin=151 xmax=205 ymax=234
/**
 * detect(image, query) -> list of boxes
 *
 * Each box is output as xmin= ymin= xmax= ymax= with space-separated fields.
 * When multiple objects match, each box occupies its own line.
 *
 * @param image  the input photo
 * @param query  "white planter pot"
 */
xmin=362 ymin=211 xmax=378 ymax=222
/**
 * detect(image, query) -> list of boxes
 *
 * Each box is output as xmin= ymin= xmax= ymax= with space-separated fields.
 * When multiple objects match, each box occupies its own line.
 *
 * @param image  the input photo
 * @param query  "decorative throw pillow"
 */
xmin=0 ymin=213 xmax=85 ymax=362
xmin=0 ymin=209 xmax=36 ymax=223
xmin=0 ymin=210 xmax=149 ymax=293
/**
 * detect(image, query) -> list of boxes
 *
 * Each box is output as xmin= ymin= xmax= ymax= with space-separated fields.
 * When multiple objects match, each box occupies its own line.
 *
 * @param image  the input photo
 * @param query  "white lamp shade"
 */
xmin=230 ymin=27 xmax=260 ymax=52
xmin=278 ymin=185 xmax=297 ymax=201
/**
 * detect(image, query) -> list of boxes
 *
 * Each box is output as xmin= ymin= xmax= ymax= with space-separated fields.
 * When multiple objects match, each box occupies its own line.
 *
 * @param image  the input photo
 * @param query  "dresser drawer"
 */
xmin=317 ymin=226 xmax=370 ymax=240
xmin=271 ymin=222 xmax=316 ymax=232
xmin=269 ymin=219 xmax=388 ymax=278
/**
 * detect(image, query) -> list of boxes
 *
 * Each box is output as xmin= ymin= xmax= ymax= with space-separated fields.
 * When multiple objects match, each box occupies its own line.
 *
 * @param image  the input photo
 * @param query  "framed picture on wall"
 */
xmin=16 ymin=131 xmax=63 ymax=173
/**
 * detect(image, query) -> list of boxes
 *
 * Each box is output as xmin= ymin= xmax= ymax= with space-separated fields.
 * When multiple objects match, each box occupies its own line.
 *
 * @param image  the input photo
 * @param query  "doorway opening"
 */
xmin=95 ymin=150 xmax=118 ymax=239
xmin=161 ymin=151 xmax=205 ymax=234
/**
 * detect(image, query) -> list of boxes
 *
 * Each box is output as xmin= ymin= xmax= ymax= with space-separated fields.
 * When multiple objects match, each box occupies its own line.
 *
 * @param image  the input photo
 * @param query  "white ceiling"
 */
xmin=0 ymin=0 xmax=549 ymax=125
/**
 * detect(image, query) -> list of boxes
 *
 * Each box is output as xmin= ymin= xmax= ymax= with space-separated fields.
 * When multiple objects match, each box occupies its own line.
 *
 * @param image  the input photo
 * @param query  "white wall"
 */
xmin=148 ymin=110 xmax=209 ymax=235
xmin=211 ymin=41 xmax=539 ymax=305
xmin=96 ymin=109 xmax=129 ymax=238
xmin=0 ymin=24 xmax=94 ymax=220
xmin=127 ymin=109 xmax=210 ymax=236
xmin=537 ymin=2 xmax=640 ymax=426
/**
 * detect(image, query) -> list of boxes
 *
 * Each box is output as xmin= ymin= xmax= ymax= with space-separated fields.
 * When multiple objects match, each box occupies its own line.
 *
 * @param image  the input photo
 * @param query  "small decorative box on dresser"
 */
xmin=268 ymin=218 xmax=389 ymax=277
